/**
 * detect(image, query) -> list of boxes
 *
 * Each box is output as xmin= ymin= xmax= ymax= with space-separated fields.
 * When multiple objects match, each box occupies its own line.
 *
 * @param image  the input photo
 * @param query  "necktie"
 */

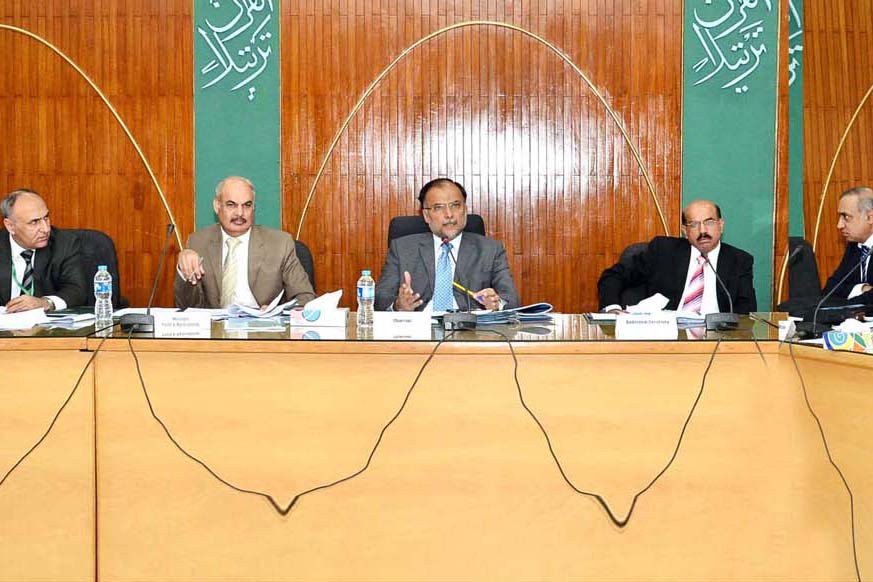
xmin=681 ymin=256 xmax=707 ymax=313
xmin=221 ymin=237 xmax=242 ymax=307
xmin=432 ymin=242 xmax=454 ymax=311
xmin=20 ymin=249 xmax=34 ymax=295
xmin=859 ymin=245 xmax=871 ymax=282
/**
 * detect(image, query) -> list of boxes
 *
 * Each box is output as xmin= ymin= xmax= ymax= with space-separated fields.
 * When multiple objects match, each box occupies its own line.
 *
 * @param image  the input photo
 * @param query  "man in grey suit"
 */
xmin=375 ymin=178 xmax=519 ymax=311
xmin=175 ymin=176 xmax=315 ymax=309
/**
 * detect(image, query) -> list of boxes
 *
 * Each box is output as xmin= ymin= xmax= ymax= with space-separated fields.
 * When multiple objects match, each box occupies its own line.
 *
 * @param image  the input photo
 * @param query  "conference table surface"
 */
xmin=0 ymin=313 xmax=869 ymax=582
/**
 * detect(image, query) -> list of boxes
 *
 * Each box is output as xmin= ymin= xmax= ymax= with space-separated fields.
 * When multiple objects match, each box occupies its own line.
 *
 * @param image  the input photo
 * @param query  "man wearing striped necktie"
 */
xmin=598 ymin=199 xmax=757 ymax=315
xmin=1 ymin=189 xmax=88 ymax=313
xmin=822 ymin=186 xmax=873 ymax=302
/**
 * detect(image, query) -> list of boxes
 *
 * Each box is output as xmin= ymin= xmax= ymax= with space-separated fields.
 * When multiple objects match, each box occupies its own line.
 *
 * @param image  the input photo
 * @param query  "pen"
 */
xmin=452 ymin=281 xmax=483 ymax=304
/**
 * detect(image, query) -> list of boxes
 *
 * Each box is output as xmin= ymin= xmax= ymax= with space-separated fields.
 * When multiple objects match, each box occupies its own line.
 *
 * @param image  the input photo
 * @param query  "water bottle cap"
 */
xmin=362 ymin=269 xmax=371 ymax=276
xmin=98 ymin=265 xmax=107 ymax=270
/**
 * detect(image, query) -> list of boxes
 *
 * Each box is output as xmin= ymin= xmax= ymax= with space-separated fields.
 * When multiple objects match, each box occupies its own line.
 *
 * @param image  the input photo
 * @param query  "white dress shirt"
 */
xmin=8 ymin=234 xmax=66 ymax=310
xmin=680 ymin=243 xmax=721 ymax=315
xmin=847 ymin=233 xmax=873 ymax=299
xmin=220 ymin=229 xmax=258 ymax=308
xmin=424 ymin=232 xmax=463 ymax=312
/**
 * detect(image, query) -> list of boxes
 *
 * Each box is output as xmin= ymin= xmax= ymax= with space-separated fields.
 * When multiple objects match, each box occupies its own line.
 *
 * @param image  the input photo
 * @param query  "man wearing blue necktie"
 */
xmin=375 ymin=178 xmax=520 ymax=312
xmin=822 ymin=186 xmax=873 ymax=302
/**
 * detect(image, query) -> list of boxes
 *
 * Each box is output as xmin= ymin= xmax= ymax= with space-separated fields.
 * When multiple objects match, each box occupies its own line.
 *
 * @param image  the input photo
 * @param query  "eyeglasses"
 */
xmin=423 ymin=201 xmax=465 ymax=214
xmin=684 ymin=218 xmax=719 ymax=230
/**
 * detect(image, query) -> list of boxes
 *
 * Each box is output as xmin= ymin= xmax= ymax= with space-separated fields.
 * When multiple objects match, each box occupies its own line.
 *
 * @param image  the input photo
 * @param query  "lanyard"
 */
xmin=11 ymin=260 xmax=34 ymax=296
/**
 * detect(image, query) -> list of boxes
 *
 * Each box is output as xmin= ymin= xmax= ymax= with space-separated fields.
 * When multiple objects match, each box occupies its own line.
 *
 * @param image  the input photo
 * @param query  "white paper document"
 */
xmin=0 ymin=307 xmax=51 ymax=330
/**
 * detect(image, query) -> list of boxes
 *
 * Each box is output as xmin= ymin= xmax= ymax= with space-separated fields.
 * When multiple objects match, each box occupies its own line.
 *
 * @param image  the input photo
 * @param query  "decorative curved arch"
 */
xmin=294 ymin=20 xmax=669 ymax=239
xmin=0 ymin=24 xmax=183 ymax=250
xmin=776 ymin=79 xmax=873 ymax=303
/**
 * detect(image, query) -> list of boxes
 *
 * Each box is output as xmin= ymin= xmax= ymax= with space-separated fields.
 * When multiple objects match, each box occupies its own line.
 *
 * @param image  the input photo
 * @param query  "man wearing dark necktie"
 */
xmin=822 ymin=186 xmax=873 ymax=302
xmin=375 ymin=178 xmax=520 ymax=312
xmin=1 ymin=189 xmax=87 ymax=313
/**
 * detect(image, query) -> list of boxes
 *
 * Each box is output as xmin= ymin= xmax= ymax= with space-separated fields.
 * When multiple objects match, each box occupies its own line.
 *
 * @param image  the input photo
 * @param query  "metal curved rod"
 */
xmin=295 ymin=20 xmax=668 ymax=239
xmin=776 ymin=79 xmax=873 ymax=303
xmin=0 ymin=24 xmax=183 ymax=250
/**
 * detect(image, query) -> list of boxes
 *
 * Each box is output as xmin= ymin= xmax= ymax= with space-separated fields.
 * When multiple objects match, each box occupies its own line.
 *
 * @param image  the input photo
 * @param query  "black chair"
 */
xmin=69 ymin=228 xmax=129 ymax=308
xmin=295 ymin=239 xmax=316 ymax=292
xmin=617 ymin=242 xmax=649 ymax=308
xmin=777 ymin=237 xmax=822 ymax=312
xmin=386 ymin=214 xmax=486 ymax=246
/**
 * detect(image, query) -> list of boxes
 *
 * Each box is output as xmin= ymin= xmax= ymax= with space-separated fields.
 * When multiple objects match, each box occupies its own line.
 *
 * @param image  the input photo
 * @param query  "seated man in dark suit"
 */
xmin=375 ymin=178 xmax=520 ymax=311
xmin=1 ymin=188 xmax=88 ymax=312
xmin=598 ymin=199 xmax=756 ymax=314
xmin=821 ymin=186 xmax=873 ymax=302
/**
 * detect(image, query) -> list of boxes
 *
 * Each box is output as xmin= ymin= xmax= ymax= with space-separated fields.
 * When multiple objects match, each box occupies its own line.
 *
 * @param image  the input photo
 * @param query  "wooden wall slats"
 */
xmin=282 ymin=1 xmax=683 ymax=311
xmin=1 ymin=1 xmax=193 ymax=307
xmin=803 ymin=0 xmax=873 ymax=287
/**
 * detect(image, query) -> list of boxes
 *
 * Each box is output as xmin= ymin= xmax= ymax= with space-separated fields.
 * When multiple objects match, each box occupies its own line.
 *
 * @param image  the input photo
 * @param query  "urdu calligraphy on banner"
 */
xmin=691 ymin=0 xmax=803 ymax=94
xmin=196 ymin=0 xmax=275 ymax=102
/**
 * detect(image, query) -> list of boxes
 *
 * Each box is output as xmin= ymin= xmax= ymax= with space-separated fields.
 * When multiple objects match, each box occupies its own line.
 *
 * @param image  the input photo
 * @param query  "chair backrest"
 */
xmin=387 ymin=214 xmax=486 ymax=246
xmin=69 ymin=228 xmax=128 ymax=308
xmin=787 ymin=236 xmax=821 ymax=299
xmin=295 ymin=239 xmax=316 ymax=292
xmin=618 ymin=242 xmax=649 ymax=308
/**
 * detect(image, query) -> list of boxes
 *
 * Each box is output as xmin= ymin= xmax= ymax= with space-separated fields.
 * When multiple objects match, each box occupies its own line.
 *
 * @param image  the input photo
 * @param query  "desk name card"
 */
xmin=615 ymin=313 xmax=678 ymax=340
xmin=373 ymin=311 xmax=432 ymax=340
xmin=153 ymin=311 xmax=212 ymax=338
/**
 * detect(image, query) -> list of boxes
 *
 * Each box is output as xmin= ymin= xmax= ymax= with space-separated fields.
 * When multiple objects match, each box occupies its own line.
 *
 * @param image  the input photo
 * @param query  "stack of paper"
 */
xmin=0 ymin=307 xmax=51 ymax=330
xmin=474 ymin=302 xmax=554 ymax=325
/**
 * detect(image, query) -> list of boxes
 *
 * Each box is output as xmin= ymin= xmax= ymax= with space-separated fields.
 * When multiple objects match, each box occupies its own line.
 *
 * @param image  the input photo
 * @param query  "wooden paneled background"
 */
xmin=3 ymin=1 xmax=867 ymax=310
xmin=283 ymin=1 xmax=683 ymax=311
xmin=803 ymin=0 xmax=873 ymax=287
xmin=0 ymin=1 xmax=193 ymax=308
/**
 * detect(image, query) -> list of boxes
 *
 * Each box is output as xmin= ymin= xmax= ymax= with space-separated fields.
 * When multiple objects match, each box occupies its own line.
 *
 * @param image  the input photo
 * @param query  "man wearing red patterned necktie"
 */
xmin=598 ymin=199 xmax=757 ymax=315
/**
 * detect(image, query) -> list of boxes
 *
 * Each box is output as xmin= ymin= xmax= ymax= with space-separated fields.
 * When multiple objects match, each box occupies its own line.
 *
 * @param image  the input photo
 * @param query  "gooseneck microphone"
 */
xmin=796 ymin=251 xmax=869 ymax=338
xmin=701 ymin=253 xmax=739 ymax=331
xmin=120 ymin=223 xmax=176 ymax=333
xmin=441 ymin=236 xmax=477 ymax=331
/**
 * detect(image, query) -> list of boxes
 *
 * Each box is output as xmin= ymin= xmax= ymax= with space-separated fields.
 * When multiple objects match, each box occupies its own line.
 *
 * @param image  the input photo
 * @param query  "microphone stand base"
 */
xmin=443 ymin=312 xmax=477 ymax=331
xmin=119 ymin=313 xmax=155 ymax=333
xmin=793 ymin=321 xmax=830 ymax=339
xmin=705 ymin=312 xmax=739 ymax=331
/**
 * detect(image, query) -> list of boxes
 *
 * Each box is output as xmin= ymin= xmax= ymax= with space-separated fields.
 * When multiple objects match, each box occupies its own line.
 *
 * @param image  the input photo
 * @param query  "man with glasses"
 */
xmin=175 ymin=176 xmax=315 ymax=309
xmin=1 ymin=188 xmax=87 ymax=312
xmin=598 ymin=199 xmax=756 ymax=314
xmin=375 ymin=178 xmax=519 ymax=311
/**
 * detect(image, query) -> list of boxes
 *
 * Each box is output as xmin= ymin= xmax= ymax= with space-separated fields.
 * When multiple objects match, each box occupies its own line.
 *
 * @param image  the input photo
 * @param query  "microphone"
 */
xmin=120 ymin=223 xmax=176 ymax=333
xmin=795 ymin=250 xmax=869 ymax=339
xmin=440 ymin=236 xmax=477 ymax=331
xmin=701 ymin=253 xmax=739 ymax=331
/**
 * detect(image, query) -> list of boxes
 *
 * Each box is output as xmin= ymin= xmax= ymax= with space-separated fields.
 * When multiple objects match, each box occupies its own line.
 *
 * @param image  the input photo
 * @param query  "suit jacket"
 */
xmin=375 ymin=232 xmax=520 ymax=311
xmin=597 ymin=236 xmax=757 ymax=314
xmin=0 ymin=228 xmax=88 ymax=307
xmin=174 ymin=224 xmax=315 ymax=309
xmin=822 ymin=243 xmax=873 ymax=303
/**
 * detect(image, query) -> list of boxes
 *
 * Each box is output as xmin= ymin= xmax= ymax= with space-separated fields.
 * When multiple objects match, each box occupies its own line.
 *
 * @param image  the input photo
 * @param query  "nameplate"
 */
xmin=153 ymin=311 xmax=212 ymax=338
xmin=373 ymin=311 xmax=432 ymax=340
xmin=615 ymin=313 xmax=678 ymax=340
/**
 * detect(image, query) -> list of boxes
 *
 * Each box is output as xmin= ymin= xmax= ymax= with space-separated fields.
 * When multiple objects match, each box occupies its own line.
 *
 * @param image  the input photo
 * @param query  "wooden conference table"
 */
xmin=0 ymin=315 xmax=870 ymax=582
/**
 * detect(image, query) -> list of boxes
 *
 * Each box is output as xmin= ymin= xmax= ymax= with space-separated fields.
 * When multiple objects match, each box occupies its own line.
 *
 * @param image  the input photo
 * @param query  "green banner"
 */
xmin=194 ymin=0 xmax=281 ymax=230
xmin=788 ymin=0 xmax=804 ymax=237
xmin=683 ymin=0 xmax=781 ymax=308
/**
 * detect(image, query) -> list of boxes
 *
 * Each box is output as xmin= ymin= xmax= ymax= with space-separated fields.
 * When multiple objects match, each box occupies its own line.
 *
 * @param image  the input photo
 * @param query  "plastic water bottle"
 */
xmin=356 ymin=269 xmax=375 ymax=327
xmin=94 ymin=265 xmax=113 ymax=330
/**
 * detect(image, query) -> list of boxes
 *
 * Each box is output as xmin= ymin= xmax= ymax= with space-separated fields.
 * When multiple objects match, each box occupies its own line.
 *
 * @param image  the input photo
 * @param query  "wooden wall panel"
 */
xmin=0 ymin=1 xmax=193 ymax=308
xmin=282 ymin=1 xmax=683 ymax=312
xmin=803 ymin=0 xmax=873 ymax=287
